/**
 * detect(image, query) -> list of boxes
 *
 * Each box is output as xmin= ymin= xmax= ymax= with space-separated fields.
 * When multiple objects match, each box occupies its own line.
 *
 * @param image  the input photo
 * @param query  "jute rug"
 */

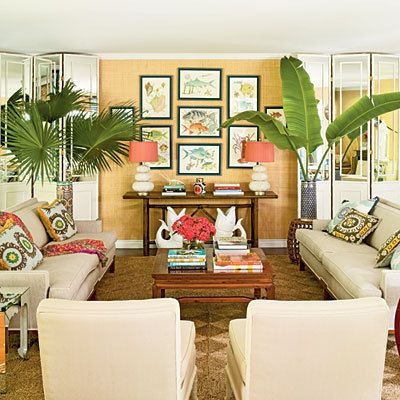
xmin=2 ymin=255 xmax=400 ymax=399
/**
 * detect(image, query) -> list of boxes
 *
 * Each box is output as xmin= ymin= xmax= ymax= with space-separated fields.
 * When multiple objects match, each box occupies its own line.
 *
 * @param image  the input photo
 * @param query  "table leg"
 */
xmin=254 ymin=288 xmax=261 ymax=299
xmin=18 ymin=304 xmax=28 ymax=359
xmin=265 ymin=284 xmax=275 ymax=300
xmin=152 ymin=284 xmax=160 ymax=298
xmin=143 ymin=198 xmax=149 ymax=256
xmin=0 ymin=313 xmax=5 ymax=393
xmin=253 ymin=198 xmax=259 ymax=248
xmin=160 ymin=289 xmax=166 ymax=298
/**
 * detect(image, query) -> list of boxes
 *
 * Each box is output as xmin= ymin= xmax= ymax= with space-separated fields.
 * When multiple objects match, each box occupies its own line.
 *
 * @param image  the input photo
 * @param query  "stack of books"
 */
xmin=162 ymin=183 xmax=186 ymax=196
xmin=167 ymin=249 xmax=206 ymax=270
xmin=213 ymin=252 xmax=263 ymax=272
xmin=213 ymin=183 xmax=244 ymax=196
xmin=214 ymin=236 xmax=249 ymax=256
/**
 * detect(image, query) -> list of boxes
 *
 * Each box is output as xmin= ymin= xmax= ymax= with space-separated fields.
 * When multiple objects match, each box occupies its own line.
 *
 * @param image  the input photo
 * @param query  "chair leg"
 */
xmin=189 ymin=373 xmax=198 ymax=400
xmin=225 ymin=371 xmax=234 ymax=400
xmin=108 ymin=257 xmax=115 ymax=273
xmin=299 ymin=256 xmax=306 ymax=271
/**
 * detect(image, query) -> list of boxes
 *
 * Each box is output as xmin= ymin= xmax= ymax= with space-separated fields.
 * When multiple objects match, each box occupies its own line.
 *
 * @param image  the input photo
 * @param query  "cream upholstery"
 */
xmin=226 ymin=299 xmax=389 ymax=400
xmin=37 ymin=298 xmax=197 ymax=400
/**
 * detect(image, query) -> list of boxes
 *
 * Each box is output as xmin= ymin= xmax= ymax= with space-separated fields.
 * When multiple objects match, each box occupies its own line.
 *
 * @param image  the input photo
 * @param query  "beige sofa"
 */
xmin=296 ymin=198 xmax=400 ymax=330
xmin=0 ymin=198 xmax=117 ymax=330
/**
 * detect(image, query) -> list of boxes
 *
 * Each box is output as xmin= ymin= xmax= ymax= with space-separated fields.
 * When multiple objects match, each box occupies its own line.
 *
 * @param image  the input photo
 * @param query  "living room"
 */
xmin=0 ymin=1 xmax=400 ymax=399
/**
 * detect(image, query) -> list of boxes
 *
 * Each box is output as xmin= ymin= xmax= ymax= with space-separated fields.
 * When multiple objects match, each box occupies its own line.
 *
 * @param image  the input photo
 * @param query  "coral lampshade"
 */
xmin=245 ymin=141 xmax=275 ymax=163
xmin=129 ymin=141 xmax=158 ymax=163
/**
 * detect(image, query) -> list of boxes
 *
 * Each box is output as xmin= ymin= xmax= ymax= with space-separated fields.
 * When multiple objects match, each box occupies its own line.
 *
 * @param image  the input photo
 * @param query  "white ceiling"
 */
xmin=1 ymin=0 xmax=400 ymax=57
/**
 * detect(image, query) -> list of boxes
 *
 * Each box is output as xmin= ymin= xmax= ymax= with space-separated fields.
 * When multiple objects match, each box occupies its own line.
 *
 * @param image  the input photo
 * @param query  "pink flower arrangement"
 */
xmin=172 ymin=215 xmax=216 ymax=242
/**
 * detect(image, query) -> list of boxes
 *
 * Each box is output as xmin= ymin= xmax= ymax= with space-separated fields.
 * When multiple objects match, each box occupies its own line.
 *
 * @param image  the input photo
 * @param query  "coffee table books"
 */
xmin=167 ymin=249 xmax=206 ymax=270
xmin=213 ymin=252 xmax=263 ymax=272
xmin=213 ymin=183 xmax=244 ymax=196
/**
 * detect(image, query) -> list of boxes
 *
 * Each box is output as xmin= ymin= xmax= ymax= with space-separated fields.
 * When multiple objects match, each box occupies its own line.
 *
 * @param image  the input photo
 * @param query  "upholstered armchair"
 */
xmin=37 ymin=298 xmax=197 ymax=400
xmin=226 ymin=298 xmax=389 ymax=400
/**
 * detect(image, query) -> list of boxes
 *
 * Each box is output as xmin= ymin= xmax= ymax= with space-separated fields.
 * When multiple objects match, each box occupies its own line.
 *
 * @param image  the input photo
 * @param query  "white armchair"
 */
xmin=37 ymin=298 xmax=197 ymax=400
xmin=226 ymin=298 xmax=389 ymax=400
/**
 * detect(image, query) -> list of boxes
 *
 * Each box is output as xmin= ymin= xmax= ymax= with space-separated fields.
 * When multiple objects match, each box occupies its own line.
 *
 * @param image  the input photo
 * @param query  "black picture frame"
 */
xmin=140 ymin=75 xmax=172 ymax=120
xmin=227 ymin=125 xmax=260 ymax=168
xmin=177 ymin=106 xmax=222 ymax=138
xmin=178 ymin=68 xmax=222 ymax=100
xmin=264 ymin=106 xmax=286 ymax=126
xmin=177 ymin=143 xmax=221 ymax=175
xmin=227 ymin=75 xmax=260 ymax=118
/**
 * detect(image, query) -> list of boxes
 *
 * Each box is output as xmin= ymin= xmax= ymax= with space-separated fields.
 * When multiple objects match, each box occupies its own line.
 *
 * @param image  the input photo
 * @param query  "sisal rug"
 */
xmin=2 ymin=255 xmax=400 ymax=400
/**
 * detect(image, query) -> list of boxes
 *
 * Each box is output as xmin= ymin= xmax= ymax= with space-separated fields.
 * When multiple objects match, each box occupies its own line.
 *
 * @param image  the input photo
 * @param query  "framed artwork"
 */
xmin=178 ymin=106 xmax=221 ymax=138
xmin=140 ymin=125 xmax=172 ymax=169
xmin=227 ymin=126 xmax=260 ymax=168
xmin=264 ymin=106 xmax=286 ymax=125
xmin=140 ymin=76 xmax=172 ymax=119
xmin=177 ymin=144 xmax=221 ymax=175
xmin=110 ymin=106 xmax=135 ymax=119
xmin=227 ymin=75 xmax=259 ymax=117
xmin=178 ymin=68 xmax=222 ymax=100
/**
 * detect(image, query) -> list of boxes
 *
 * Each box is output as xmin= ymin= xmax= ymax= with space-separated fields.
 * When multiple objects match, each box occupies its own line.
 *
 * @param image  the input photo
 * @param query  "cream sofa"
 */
xmin=296 ymin=198 xmax=400 ymax=330
xmin=0 ymin=198 xmax=117 ymax=330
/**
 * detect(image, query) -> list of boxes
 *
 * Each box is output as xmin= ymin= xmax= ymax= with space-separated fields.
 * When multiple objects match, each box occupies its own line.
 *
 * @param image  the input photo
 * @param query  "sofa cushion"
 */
xmin=296 ymin=229 xmax=374 ymax=262
xmin=47 ymin=231 xmax=117 ymax=252
xmin=321 ymin=252 xmax=382 ymax=298
xmin=36 ymin=253 xmax=99 ymax=299
xmin=229 ymin=318 xmax=246 ymax=383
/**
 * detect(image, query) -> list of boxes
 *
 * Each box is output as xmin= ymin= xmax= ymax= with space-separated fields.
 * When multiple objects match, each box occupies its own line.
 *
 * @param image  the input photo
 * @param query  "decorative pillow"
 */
xmin=390 ymin=245 xmax=400 ymax=270
xmin=327 ymin=197 xmax=379 ymax=233
xmin=37 ymin=200 xmax=77 ymax=242
xmin=0 ymin=211 xmax=33 ymax=242
xmin=329 ymin=208 xmax=380 ymax=244
xmin=376 ymin=228 xmax=400 ymax=267
xmin=0 ymin=219 xmax=43 ymax=271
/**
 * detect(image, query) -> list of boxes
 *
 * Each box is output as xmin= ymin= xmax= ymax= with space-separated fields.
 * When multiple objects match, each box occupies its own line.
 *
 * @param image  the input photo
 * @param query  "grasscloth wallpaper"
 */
xmin=99 ymin=59 xmax=297 ymax=241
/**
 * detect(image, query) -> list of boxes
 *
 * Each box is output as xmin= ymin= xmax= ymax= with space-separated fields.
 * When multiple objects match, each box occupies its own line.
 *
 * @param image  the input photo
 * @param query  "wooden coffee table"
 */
xmin=152 ymin=248 xmax=275 ymax=303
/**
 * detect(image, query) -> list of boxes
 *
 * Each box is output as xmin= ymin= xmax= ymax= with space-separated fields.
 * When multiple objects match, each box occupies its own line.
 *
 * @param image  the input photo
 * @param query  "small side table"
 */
xmin=287 ymin=219 xmax=313 ymax=264
xmin=0 ymin=287 xmax=29 ymax=393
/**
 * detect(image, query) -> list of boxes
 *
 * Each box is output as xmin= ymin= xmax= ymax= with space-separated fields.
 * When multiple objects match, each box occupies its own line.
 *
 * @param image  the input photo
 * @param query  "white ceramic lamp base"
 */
xmin=132 ymin=164 xmax=154 ymax=196
xmin=249 ymin=164 xmax=270 ymax=195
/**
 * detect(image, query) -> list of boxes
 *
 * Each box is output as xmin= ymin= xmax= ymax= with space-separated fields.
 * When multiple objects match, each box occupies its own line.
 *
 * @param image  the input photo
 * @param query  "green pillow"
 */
xmin=390 ymin=245 xmax=400 ymax=270
xmin=327 ymin=197 xmax=379 ymax=233
xmin=376 ymin=228 xmax=400 ymax=267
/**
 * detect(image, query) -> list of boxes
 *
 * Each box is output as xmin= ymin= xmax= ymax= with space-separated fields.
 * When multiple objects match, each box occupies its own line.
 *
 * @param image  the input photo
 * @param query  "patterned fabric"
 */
xmin=37 ymin=200 xmax=77 ymax=241
xmin=43 ymin=239 xmax=108 ymax=267
xmin=327 ymin=197 xmax=379 ymax=233
xmin=0 ymin=219 xmax=43 ymax=271
xmin=0 ymin=211 xmax=33 ymax=241
xmin=329 ymin=208 xmax=380 ymax=244
xmin=390 ymin=245 xmax=400 ymax=270
xmin=376 ymin=228 xmax=400 ymax=268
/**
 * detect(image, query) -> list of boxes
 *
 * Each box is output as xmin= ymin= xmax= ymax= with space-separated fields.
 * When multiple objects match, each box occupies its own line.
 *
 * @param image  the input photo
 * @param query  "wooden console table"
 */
xmin=123 ymin=191 xmax=278 ymax=256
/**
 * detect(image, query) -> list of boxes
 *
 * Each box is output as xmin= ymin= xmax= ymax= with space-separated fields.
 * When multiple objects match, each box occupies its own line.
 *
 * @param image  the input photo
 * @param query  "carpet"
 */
xmin=2 ymin=255 xmax=400 ymax=400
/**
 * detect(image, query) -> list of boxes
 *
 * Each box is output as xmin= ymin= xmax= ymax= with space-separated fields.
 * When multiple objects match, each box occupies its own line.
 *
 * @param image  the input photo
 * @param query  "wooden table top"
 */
xmin=123 ymin=191 xmax=278 ymax=200
xmin=152 ymin=248 xmax=273 ymax=281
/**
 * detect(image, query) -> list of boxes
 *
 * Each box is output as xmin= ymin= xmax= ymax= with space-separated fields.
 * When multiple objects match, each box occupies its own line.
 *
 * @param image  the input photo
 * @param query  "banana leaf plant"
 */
xmin=221 ymin=56 xmax=400 ymax=182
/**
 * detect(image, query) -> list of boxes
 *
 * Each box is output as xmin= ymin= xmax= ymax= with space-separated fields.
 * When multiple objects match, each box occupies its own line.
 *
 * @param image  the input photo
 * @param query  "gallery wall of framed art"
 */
xmin=99 ymin=58 xmax=297 ymax=242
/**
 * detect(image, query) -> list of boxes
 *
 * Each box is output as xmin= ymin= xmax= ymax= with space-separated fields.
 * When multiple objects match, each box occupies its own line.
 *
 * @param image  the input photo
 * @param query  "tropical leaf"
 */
xmin=280 ymin=56 xmax=323 ymax=154
xmin=326 ymin=92 xmax=400 ymax=145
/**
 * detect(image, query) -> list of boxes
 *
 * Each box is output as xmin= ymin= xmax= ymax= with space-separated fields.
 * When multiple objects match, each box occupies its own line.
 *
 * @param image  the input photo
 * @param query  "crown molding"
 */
xmin=97 ymin=53 xmax=287 ymax=60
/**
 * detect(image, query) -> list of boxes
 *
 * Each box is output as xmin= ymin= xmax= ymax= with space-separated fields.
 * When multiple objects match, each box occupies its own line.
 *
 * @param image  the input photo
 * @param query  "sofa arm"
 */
xmin=312 ymin=219 xmax=331 ymax=231
xmin=75 ymin=220 xmax=103 ymax=233
xmin=0 ymin=270 xmax=50 ymax=330
xmin=380 ymin=269 xmax=400 ymax=330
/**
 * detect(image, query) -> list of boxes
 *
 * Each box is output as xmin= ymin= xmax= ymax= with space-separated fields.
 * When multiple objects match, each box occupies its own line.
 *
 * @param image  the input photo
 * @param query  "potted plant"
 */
xmin=222 ymin=56 xmax=400 ymax=218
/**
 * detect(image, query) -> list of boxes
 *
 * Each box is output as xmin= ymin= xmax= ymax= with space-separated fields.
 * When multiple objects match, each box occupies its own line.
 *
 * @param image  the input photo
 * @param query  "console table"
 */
xmin=123 ymin=191 xmax=278 ymax=256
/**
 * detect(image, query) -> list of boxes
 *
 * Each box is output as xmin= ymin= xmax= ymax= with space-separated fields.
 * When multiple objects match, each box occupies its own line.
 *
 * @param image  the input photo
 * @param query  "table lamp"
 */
xmin=244 ymin=141 xmax=275 ymax=195
xmin=129 ymin=141 xmax=158 ymax=196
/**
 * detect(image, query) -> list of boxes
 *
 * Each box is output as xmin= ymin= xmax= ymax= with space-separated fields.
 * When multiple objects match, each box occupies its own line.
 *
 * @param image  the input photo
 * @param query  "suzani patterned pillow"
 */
xmin=37 ymin=200 xmax=77 ymax=241
xmin=0 ymin=211 xmax=33 ymax=241
xmin=376 ymin=228 xmax=400 ymax=267
xmin=0 ymin=219 xmax=43 ymax=271
xmin=329 ymin=208 xmax=380 ymax=245
xmin=390 ymin=245 xmax=400 ymax=270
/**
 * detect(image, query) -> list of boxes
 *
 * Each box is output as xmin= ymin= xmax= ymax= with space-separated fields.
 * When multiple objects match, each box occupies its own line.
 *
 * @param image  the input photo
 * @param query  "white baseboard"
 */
xmin=116 ymin=239 xmax=287 ymax=249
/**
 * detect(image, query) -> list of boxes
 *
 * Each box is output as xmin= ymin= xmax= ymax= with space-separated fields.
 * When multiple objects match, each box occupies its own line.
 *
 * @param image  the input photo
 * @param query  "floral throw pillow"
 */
xmin=390 ymin=245 xmax=400 ymax=270
xmin=376 ymin=228 xmax=400 ymax=268
xmin=37 ymin=200 xmax=77 ymax=241
xmin=0 ymin=219 xmax=43 ymax=271
xmin=329 ymin=208 xmax=380 ymax=245
xmin=0 ymin=211 xmax=33 ymax=242
xmin=327 ymin=197 xmax=379 ymax=233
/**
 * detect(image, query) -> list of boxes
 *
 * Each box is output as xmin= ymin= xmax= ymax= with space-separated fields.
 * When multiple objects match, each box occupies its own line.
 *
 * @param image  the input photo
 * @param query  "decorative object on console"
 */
xmin=178 ymin=68 xmax=222 ymax=100
xmin=227 ymin=126 xmax=259 ymax=168
xmin=129 ymin=141 xmax=158 ymax=196
xmin=178 ymin=106 xmax=221 ymax=137
xmin=155 ymin=207 xmax=186 ymax=249
xmin=141 ymin=126 xmax=172 ymax=169
xmin=0 ymin=219 xmax=43 ymax=271
xmin=376 ymin=228 xmax=400 ymax=267
xmin=244 ymin=141 xmax=275 ymax=195
xmin=193 ymin=178 xmax=206 ymax=195
xmin=215 ymin=206 xmax=246 ymax=239
xmin=329 ymin=208 xmax=380 ymax=244
xmin=177 ymin=144 xmax=221 ymax=175
xmin=264 ymin=106 xmax=286 ymax=125
xmin=221 ymin=56 xmax=400 ymax=219
xmin=213 ymin=183 xmax=244 ymax=196
xmin=140 ymin=76 xmax=172 ymax=119
xmin=227 ymin=75 xmax=259 ymax=117
xmin=37 ymin=200 xmax=77 ymax=241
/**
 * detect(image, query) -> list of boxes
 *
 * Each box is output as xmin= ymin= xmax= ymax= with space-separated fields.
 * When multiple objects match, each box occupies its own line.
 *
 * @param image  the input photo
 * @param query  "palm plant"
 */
xmin=222 ymin=56 xmax=400 ymax=217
